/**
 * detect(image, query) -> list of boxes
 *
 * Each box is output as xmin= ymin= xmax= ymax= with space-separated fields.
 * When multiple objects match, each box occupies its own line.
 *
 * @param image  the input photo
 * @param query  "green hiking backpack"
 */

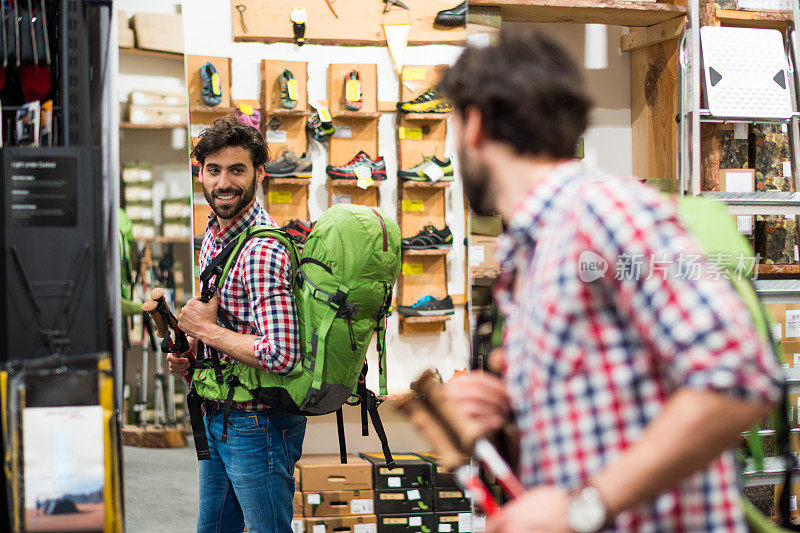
xmin=186 ymin=204 xmax=401 ymax=465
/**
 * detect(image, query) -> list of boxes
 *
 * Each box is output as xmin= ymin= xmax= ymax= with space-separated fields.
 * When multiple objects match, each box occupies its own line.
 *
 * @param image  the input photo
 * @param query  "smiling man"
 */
xmin=167 ymin=117 xmax=305 ymax=533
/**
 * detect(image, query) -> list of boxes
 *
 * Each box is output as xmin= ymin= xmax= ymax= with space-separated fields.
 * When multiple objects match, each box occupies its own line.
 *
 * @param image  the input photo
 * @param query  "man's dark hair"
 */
xmin=190 ymin=116 xmax=270 ymax=169
xmin=438 ymin=29 xmax=591 ymax=160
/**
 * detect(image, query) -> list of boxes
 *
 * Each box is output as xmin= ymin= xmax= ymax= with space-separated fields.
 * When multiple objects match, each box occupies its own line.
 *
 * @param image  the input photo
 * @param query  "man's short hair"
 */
xmin=438 ymin=28 xmax=591 ymax=160
xmin=191 ymin=116 xmax=270 ymax=169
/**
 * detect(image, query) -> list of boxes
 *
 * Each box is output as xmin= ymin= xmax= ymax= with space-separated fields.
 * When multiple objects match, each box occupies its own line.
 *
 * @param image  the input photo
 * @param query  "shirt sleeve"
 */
xmin=238 ymin=237 xmax=300 ymax=373
xmin=575 ymin=179 xmax=782 ymax=404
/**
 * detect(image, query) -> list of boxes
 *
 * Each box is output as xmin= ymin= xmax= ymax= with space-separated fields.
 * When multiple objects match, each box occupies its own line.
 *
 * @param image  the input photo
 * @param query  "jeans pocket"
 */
xmin=226 ymin=412 xmax=267 ymax=434
xmin=280 ymin=417 xmax=306 ymax=465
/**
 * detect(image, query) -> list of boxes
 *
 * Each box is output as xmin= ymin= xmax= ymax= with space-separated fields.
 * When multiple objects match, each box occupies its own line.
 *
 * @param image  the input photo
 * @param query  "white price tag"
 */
xmin=472 ymin=515 xmax=487 ymax=532
xmin=388 ymin=477 xmax=401 ymax=487
xmin=266 ymin=130 xmax=287 ymax=143
xmin=734 ymin=123 xmax=748 ymax=140
xmin=784 ymin=161 xmax=793 ymax=178
xmin=772 ymin=323 xmax=783 ymax=340
xmin=792 ymin=495 xmax=798 ymax=512
xmin=423 ymin=161 xmax=445 ymax=183
xmin=794 ymin=353 xmax=800 ymax=367
xmin=354 ymin=164 xmax=374 ymax=189
xmin=354 ymin=525 xmax=376 ymax=533
xmin=458 ymin=513 xmax=472 ymax=532
xmin=407 ymin=489 xmax=421 ymax=501
xmin=789 ymin=310 xmax=800 ymax=337
xmin=409 ymin=516 xmax=422 ymax=526
xmin=439 ymin=525 xmax=452 ymax=532
xmin=736 ymin=216 xmax=752 ymax=234
xmin=464 ymin=490 xmax=472 ymax=499
xmin=332 ymin=125 xmax=352 ymax=138
xmin=331 ymin=194 xmax=351 ymax=205
xmin=350 ymin=498 xmax=373 ymax=514
xmin=307 ymin=493 xmax=321 ymax=505
xmin=796 ymin=244 xmax=799 ymax=262
xmin=469 ymin=246 xmax=485 ymax=267
xmin=291 ymin=519 xmax=304 ymax=533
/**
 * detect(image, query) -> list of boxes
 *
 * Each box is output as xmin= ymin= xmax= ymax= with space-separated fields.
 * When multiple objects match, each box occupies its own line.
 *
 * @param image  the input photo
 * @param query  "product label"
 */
xmin=787 ymin=310 xmax=800 ymax=337
xmin=239 ymin=104 xmax=254 ymax=115
xmin=266 ymin=130 xmax=287 ymax=143
xmin=385 ymin=518 xmax=407 ymax=525
xmin=398 ymin=126 xmax=423 ymax=141
xmin=331 ymin=194 xmax=351 ymax=205
xmin=354 ymin=525 xmax=376 ymax=533
xmin=794 ymin=354 xmax=800 ymax=367
xmin=407 ymin=489 xmax=421 ymax=501
xmin=211 ymin=73 xmax=221 ymax=97
xmin=403 ymin=68 xmax=427 ymax=81
xmin=469 ymin=246 xmax=485 ymax=267
xmin=440 ymin=491 xmax=463 ymax=499
xmin=388 ymin=477 xmax=402 ymax=487
xmin=318 ymin=106 xmax=332 ymax=123
xmin=424 ymin=162 xmax=445 ymax=182
xmin=734 ymin=123 xmax=748 ymax=140
xmin=772 ymin=323 xmax=782 ymax=340
xmin=312 ymin=525 xmax=326 ymax=533
xmin=307 ymin=493 xmax=321 ymax=505
xmin=784 ymin=160 xmax=793 ymax=178
xmin=345 ymin=80 xmax=361 ymax=103
xmin=380 ymin=493 xmax=405 ymax=500
xmin=402 ymin=199 xmax=425 ymax=212
xmin=439 ymin=525 xmax=452 ymax=532
xmin=287 ymin=79 xmax=299 ymax=101
xmin=291 ymin=519 xmax=304 ymax=533
xmin=269 ymin=191 xmax=292 ymax=204
xmin=792 ymin=495 xmax=797 ymax=512
xmin=409 ymin=516 xmax=422 ymax=526
xmin=472 ymin=515 xmax=487 ymax=532
xmin=354 ymin=165 xmax=374 ymax=189
xmin=402 ymin=263 xmax=424 ymax=275
xmin=458 ymin=513 xmax=472 ymax=532
xmin=333 ymin=125 xmax=352 ymax=138
xmin=350 ymin=498 xmax=373 ymax=514
xmin=7 ymin=156 xmax=78 ymax=227
xmin=736 ymin=216 xmax=752 ymax=234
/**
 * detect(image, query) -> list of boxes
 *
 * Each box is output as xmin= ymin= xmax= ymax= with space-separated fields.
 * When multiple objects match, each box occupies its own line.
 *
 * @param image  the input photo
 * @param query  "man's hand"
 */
xmin=178 ymin=294 xmax=220 ymax=341
xmin=487 ymin=486 xmax=570 ymax=533
xmin=166 ymin=337 xmax=196 ymax=378
xmin=444 ymin=370 xmax=510 ymax=434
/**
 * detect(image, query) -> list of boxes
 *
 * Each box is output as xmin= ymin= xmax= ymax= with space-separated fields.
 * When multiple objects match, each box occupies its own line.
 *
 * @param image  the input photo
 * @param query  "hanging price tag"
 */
xmin=211 ymin=73 xmax=221 ymax=97
xmin=269 ymin=191 xmax=292 ymax=204
xmin=398 ymin=126 xmax=423 ymax=140
xmin=318 ymin=106 xmax=332 ymax=123
xmin=238 ymin=103 xmax=254 ymax=115
xmin=354 ymin=164 xmax=374 ymax=189
xmin=345 ymin=79 xmax=361 ymax=103
xmin=402 ymin=264 xmax=423 ymax=275
xmin=402 ymin=199 xmax=425 ymax=212
xmin=423 ymin=162 xmax=445 ymax=182
xmin=287 ymin=79 xmax=299 ymax=101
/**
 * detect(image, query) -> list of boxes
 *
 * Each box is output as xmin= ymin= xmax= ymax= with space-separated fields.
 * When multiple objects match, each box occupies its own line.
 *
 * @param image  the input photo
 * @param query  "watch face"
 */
xmin=567 ymin=487 xmax=607 ymax=533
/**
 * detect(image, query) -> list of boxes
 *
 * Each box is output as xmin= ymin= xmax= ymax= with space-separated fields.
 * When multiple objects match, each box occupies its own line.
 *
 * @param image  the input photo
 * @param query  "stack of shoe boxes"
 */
xmin=296 ymin=454 xmax=377 ymax=533
xmin=360 ymin=453 xmax=435 ymax=532
xmin=121 ymin=163 xmax=155 ymax=241
xmin=418 ymin=453 xmax=475 ymax=533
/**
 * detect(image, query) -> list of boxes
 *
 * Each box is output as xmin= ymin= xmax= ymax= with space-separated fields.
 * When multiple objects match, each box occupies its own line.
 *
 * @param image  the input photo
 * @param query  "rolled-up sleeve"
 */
xmin=577 ymin=180 xmax=783 ymax=404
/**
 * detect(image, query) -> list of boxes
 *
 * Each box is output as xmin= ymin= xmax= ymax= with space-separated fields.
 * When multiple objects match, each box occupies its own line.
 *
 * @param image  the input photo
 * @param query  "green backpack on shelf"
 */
xmin=188 ymin=204 xmax=401 ymax=466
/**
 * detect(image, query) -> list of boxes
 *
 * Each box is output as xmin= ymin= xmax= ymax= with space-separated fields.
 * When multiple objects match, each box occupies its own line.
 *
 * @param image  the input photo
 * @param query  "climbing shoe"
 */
xmin=279 ymin=68 xmax=298 ymax=109
xmin=398 ymin=295 xmax=454 ymax=317
xmin=344 ymin=70 xmax=363 ymax=111
xmin=435 ymin=1 xmax=466 ymax=27
xmin=401 ymin=224 xmax=453 ymax=250
xmin=282 ymin=218 xmax=314 ymax=244
xmin=397 ymin=88 xmax=452 ymax=114
xmin=200 ymin=62 xmax=222 ymax=107
xmin=326 ymin=151 xmax=386 ymax=180
xmin=398 ymin=156 xmax=454 ymax=182
xmin=264 ymin=150 xmax=313 ymax=179
xmin=307 ymin=110 xmax=335 ymax=142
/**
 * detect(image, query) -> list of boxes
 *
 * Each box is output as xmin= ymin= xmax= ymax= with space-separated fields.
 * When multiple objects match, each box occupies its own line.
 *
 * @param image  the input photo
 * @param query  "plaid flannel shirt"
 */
xmin=196 ymin=200 xmax=300 ymax=411
xmin=494 ymin=162 xmax=782 ymax=531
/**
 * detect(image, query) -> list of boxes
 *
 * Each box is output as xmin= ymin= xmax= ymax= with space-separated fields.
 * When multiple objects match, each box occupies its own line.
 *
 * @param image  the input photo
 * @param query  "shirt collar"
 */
xmin=207 ymin=199 xmax=263 ymax=248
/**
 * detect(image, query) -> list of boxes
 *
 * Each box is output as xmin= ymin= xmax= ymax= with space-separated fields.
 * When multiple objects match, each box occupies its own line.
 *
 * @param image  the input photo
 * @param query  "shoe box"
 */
xmin=304 ymin=489 xmax=375 ymax=517
xmin=294 ymin=491 xmax=304 ymax=517
xmin=297 ymin=454 xmax=373 ymax=491
xmin=377 ymin=513 xmax=435 ymax=533
xmin=433 ymin=488 xmax=471 ymax=512
xmin=416 ymin=453 xmax=458 ymax=489
xmin=435 ymin=512 xmax=473 ymax=533
xmin=375 ymin=488 xmax=434 ymax=515
xmin=359 ymin=453 xmax=433 ymax=489
xmin=304 ymin=514 xmax=377 ymax=533
xmin=766 ymin=303 xmax=800 ymax=367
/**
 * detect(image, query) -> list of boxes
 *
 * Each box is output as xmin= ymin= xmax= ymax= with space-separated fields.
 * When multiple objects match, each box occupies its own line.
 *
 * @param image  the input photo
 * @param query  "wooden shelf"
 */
xmin=333 ymin=110 xmax=382 ymax=119
xmin=121 ymin=122 xmax=187 ymax=130
xmin=402 ymin=180 xmax=451 ymax=189
xmin=470 ymin=0 xmax=686 ymax=27
xmin=714 ymin=8 xmax=791 ymax=29
xmin=135 ymin=236 xmax=192 ymax=245
xmin=190 ymin=106 xmax=237 ymax=114
xmin=757 ymin=264 xmax=800 ymax=275
xmin=401 ymin=113 xmax=450 ymax=121
xmin=119 ymin=47 xmax=184 ymax=61
xmin=268 ymin=177 xmax=313 ymax=186
xmin=268 ymin=108 xmax=312 ymax=117
xmin=328 ymin=178 xmax=384 ymax=188
xmin=402 ymin=248 xmax=451 ymax=256
xmin=398 ymin=314 xmax=453 ymax=324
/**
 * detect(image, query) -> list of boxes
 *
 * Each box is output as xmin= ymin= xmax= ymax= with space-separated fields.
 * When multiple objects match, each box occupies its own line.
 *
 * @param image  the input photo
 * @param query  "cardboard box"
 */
xmin=766 ymin=304 xmax=800 ymax=366
xmin=789 ymin=393 xmax=800 ymax=429
xmin=436 ymin=512 xmax=473 ymax=533
xmin=297 ymin=455 xmax=372 ymax=491
xmin=294 ymin=491 xmax=303 ymax=518
xmin=470 ymin=214 xmax=503 ymax=237
xmin=303 ymin=490 xmax=374 ymax=517
xmin=469 ymin=236 xmax=500 ymax=279
xmin=433 ymin=489 xmax=470 ymax=512
xmin=360 ymin=453 xmax=432 ymax=490
xmin=292 ymin=518 xmax=304 ymax=533
xmin=374 ymin=489 xmax=433 ymax=515
xmin=127 ymin=104 xmax=188 ymax=126
xmin=304 ymin=514 xmax=377 ymax=533
xmin=782 ymin=340 xmax=800 ymax=368
xmin=129 ymin=89 xmax=188 ymax=107
xmin=131 ymin=13 xmax=184 ymax=54
xmin=118 ymin=11 xmax=134 ymax=48
xmin=377 ymin=513 xmax=435 ymax=533
xmin=774 ymin=482 xmax=800 ymax=519
xmin=416 ymin=453 xmax=458 ymax=488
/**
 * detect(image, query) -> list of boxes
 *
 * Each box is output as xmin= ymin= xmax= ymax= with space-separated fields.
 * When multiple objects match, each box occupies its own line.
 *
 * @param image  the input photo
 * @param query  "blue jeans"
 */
xmin=196 ymin=404 xmax=306 ymax=533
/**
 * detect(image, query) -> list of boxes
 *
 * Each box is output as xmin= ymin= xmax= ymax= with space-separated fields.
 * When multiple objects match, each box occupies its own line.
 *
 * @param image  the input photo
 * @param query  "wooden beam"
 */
xmin=470 ymin=0 xmax=686 ymax=27
xmin=621 ymin=17 xmax=684 ymax=53
xmin=715 ymin=8 xmax=790 ymax=30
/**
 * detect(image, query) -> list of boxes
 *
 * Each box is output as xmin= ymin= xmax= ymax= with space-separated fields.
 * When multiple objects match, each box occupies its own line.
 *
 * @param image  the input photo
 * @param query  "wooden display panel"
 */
xmin=399 ymin=255 xmax=447 ymax=304
xmin=264 ymin=181 xmax=310 ymax=225
xmin=328 ymin=64 xmax=378 ymax=116
xmin=231 ymin=0 xmax=466 ymax=46
xmin=399 ymin=187 xmax=446 ymax=238
xmin=193 ymin=204 xmax=210 ymax=236
xmin=328 ymin=180 xmax=380 ymax=207
xmin=400 ymin=65 xmax=448 ymax=103
xmin=261 ymin=60 xmax=309 ymax=113
xmin=399 ymin=315 xmax=449 ymax=334
xmin=187 ymin=55 xmax=232 ymax=109
xmin=398 ymin=117 xmax=448 ymax=169
xmin=264 ymin=115 xmax=308 ymax=158
xmin=328 ymin=118 xmax=380 ymax=166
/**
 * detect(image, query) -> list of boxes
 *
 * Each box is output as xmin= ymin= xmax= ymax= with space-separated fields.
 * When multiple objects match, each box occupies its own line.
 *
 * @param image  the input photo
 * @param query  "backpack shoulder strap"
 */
xmin=215 ymin=226 xmax=300 ymax=291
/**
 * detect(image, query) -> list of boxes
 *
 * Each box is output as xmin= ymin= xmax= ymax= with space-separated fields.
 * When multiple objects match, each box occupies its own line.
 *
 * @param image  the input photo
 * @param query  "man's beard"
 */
xmin=458 ymin=146 xmax=496 ymax=216
xmin=203 ymin=172 xmax=257 ymax=221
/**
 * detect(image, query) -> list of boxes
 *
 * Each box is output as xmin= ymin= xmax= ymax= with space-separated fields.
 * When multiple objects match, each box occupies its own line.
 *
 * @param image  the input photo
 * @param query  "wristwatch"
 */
xmin=566 ymin=485 xmax=609 ymax=533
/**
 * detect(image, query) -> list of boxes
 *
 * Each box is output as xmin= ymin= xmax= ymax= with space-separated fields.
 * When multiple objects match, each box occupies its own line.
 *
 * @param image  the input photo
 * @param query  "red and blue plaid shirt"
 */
xmin=196 ymin=200 xmax=300 ymax=411
xmin=494 ymin=162 xmax=782 ymax=531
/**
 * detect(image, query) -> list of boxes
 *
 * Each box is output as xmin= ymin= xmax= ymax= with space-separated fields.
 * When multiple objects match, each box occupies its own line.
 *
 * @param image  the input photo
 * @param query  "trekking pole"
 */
xmin=143 ymin=288 xmax=190 ymax=355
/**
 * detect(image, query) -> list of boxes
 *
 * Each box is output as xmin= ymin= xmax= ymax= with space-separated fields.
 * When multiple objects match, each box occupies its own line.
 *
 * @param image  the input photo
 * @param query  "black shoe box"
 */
xmin=360 ymin=452 xmax=433 ymax=489
xmin=436 ymin=512 xmax=473 ymax=532
xmin=416 ymin=453 xmax=459 ymax=488
xmin=377 ymin=513 xmax=435 ymax=533
xmin=375 ymin=488 xmax=434 ymax=515
xmin=434 ymin=488 xmax=471 ymax=512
